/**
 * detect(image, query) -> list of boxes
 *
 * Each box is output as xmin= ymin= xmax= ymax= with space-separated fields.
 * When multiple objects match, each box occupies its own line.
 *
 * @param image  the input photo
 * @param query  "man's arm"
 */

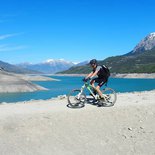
xmin=86 ymin=71 xmax=94 ymax=79
xmin=89 ymin=66 xmax=101 ymax=78
xmin=90 ymin=70 xmax=98 ymax=78
xmin=84 ymin=66 xmax=100 ymax=81
xmin=84 ymin=70 xmax=98 ymax=81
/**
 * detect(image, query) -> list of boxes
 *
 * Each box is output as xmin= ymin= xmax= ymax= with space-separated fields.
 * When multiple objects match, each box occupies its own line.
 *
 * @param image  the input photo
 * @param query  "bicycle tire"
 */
xmin=101 ymin=87 xmax=117 ymax=107
xmin=67 ymin=89 xmax=86 ymax=108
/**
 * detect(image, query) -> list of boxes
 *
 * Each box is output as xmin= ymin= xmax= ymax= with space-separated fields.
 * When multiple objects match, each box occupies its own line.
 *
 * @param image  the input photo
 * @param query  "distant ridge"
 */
xmin=0 ymin=60 xmax=40 ymax=74
xmin=16 ymin=59 xmax=75 ymax=74
xmin=16 ymin=59 xmax=89 ymax=74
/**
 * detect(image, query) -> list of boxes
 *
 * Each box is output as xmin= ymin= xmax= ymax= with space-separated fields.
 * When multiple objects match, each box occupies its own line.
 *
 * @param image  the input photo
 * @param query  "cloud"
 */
xmin=0 ymin=44 xmax=27 ymax=52
xmin=0 ymin=32 xmax=26 ymax=52
xmin=0 ymin=33 xmax=22 ymax=40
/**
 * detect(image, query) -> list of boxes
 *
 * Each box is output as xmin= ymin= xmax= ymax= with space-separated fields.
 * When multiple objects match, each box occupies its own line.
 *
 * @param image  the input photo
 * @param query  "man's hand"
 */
xmin=82 ymin=77 xmax=91 ymax=82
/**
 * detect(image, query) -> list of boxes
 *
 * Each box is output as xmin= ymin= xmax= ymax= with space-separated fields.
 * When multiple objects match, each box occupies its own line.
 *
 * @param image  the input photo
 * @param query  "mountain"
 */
xmin=59 ymin=32 xmax=155 ymax=74
xmin=127 ymin=32 xmax=155 ymax=55
xmin=17 ymin=59 xmax=75 ymax=74
xmin=0 ymin=60 xmax=40 ymax=74
xmin=102 ymin=48 xmax=155 ymax=73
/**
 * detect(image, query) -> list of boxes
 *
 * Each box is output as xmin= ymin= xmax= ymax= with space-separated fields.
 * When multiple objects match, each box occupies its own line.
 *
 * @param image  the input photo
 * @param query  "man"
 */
xmin=83 ymin=59 xmax=108 ymax=99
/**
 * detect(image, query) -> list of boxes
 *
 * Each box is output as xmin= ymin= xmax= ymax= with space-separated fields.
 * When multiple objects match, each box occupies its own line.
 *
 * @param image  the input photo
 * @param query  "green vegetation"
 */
xmin=58 ymin=48 xmax=155 ymax=74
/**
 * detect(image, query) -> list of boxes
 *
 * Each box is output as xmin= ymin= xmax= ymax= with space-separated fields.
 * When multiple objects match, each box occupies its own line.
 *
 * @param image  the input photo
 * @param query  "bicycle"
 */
xmin=67 ymin=80 xmax=117 ymax=108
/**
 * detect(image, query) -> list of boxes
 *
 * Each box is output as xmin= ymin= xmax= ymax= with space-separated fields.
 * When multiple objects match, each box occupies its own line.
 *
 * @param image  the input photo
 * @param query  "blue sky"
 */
xmin=0 ymin=0 xmax=155 ymax=64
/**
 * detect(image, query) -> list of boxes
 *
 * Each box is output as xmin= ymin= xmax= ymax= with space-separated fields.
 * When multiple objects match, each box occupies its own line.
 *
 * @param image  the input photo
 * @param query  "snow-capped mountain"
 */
xmin=43 ymin=59 xmax=74 ymax=66
xmin=131 ymin=32 xmax=155 ymax=54
xmin=17 ymin=59 xmax=75 ymax=74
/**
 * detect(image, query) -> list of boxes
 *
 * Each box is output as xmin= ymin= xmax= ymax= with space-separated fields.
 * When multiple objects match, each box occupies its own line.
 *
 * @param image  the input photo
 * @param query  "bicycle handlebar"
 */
xmin=82 ymin=77 xmax=91 ymax=82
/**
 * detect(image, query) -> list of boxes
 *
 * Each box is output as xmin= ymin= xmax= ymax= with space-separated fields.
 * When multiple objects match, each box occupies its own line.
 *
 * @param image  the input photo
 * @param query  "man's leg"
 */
xmin=90 ymin=80 xmax=98 ymax=96
xmin=95 ymin=85 xmax=103 ymax=98
xmin=95 ymin=85 xmax=106 ymax=106
xmin=90 ymin=80 xmax=96 ymax=89
xmin=95 ymin=78 xmax=106 ymax=98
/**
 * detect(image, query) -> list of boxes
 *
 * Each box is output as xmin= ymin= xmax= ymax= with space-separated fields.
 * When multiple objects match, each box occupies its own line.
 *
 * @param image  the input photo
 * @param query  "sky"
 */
xmin=0 ymin=0 xmax=155 ymax=64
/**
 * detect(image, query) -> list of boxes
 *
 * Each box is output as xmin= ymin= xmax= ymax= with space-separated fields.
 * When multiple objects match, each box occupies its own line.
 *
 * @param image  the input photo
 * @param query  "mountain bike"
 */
xmin=67 ymin=80 xmax=117 ymax=108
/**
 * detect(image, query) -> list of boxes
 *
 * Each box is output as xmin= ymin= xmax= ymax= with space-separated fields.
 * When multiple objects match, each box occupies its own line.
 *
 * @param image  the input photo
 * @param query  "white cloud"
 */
xmin=0 ymin=32 xmax=26 ymax=52
xmin=0 ymin=33 xmax=22 ymax=40
xmin=0 ymin=44 xmax=27 ymax=52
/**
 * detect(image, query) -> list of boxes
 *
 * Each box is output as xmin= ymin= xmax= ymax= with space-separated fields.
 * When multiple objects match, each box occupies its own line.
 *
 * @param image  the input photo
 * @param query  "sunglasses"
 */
xmin=90 ymin=63 xmax=95 ymax=66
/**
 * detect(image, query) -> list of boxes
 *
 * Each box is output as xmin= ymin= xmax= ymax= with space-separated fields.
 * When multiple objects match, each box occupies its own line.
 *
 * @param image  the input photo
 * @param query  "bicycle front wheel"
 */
xmin=67 ymin=89 xmax=86 ymax=108
xmin=101 ymin=87 xmax=117 ymax=107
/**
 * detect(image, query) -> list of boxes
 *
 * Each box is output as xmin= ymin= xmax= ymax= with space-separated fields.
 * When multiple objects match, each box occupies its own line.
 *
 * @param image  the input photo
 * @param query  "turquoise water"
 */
xmin=0 ymin=76 xmax=155 ymax=103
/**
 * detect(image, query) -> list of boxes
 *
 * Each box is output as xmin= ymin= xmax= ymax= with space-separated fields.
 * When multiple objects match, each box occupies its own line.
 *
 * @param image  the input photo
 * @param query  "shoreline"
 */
xmin=112 ymin=73 xmax=155 ymax=79
xmin=55 ymin=73 xmax=155 ymax=79
xmin=0 ymin=71 xmax=155 ymax=94
xmin=0 ymin=71 xmax=59 ymax=93
xmin=1 ymin=89 xmax=155 ymax=105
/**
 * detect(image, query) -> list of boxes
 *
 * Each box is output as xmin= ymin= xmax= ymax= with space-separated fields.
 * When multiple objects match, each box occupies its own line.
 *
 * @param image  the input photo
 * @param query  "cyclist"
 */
xmin=83 ymin=59 xmax=108 ymax=99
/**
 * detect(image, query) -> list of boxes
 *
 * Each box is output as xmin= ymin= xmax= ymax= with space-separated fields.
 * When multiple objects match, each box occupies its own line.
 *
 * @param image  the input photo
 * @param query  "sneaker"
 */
xmin=98 ymin=98 xmax=109 ymax=107
xmin=93 ymin=90 xmax=97 ymax=95
xmin=99 ymin=96 xmax=106 ymax=100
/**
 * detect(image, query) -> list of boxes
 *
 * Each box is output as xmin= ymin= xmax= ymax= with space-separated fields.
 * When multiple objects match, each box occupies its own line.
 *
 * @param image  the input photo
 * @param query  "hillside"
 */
xmin=58 ymin=33 xmax=155 ymax=74
xmin=59 ymin=48 xmax=155 ymax=74
xmin=0 ymin=70 xmax=48 ymax=93
xmin=103 ymin=48 xmax=155 ymax=73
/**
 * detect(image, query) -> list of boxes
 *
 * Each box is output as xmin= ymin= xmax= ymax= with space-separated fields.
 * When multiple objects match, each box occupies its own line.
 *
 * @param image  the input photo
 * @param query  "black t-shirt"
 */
xmin=93 ymin=65 xmax=106 ymax=79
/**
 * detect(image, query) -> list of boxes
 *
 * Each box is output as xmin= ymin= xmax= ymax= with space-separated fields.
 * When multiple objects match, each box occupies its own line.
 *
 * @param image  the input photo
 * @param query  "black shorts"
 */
xmin=91 ymin=77 xmax=107 ymax=87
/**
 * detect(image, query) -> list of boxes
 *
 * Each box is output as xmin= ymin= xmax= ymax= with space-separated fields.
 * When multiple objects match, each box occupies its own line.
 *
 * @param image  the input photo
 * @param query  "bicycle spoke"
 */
xmin=101 ymin=88 xmax=117 ymax=107
xmin=67 ymin=89 xmax=86 ymax=108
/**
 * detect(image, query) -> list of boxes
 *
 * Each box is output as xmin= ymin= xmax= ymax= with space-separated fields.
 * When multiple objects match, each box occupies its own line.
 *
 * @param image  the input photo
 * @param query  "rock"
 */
xmin=58 ymin=95 xmax=67 ymax=100
xmin=128 ymin=127 xmax=133 ymax=131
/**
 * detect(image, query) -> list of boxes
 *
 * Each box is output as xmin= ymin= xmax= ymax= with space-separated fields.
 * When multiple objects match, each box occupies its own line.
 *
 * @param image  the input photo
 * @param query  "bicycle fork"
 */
xmin=76 ymin=85 xmax=85 ymax=100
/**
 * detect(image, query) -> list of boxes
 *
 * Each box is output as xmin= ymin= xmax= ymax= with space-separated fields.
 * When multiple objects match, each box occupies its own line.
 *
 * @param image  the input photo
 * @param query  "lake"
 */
xmin=0 ymin=76 xmax=155 ymax=103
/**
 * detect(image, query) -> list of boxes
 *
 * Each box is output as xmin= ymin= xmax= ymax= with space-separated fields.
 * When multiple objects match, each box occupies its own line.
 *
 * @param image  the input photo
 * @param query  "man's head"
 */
xmin=89 ymin=59 xmax=97 ymax=68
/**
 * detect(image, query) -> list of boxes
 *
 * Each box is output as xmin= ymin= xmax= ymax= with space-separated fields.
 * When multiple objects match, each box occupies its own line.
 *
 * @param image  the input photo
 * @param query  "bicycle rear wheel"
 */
xmin=101 ymin=87 xmax=117 ymax=107
xmin=67 ymin=89 xmax=86 ymax=108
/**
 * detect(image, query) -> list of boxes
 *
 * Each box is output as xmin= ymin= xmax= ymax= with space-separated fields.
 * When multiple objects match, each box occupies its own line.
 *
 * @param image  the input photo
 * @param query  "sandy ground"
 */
xmin=0 ymin=90 xmax=155 ymax=155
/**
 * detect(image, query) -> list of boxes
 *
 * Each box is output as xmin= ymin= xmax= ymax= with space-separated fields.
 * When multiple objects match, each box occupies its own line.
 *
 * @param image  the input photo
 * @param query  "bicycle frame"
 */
xmin=79 ymin=82 xmax=99 ymax=100
xmin=78 ymin=81 xmax=109 ymax=101
xmin=68 ymin=81 xmax=117 ymax=107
